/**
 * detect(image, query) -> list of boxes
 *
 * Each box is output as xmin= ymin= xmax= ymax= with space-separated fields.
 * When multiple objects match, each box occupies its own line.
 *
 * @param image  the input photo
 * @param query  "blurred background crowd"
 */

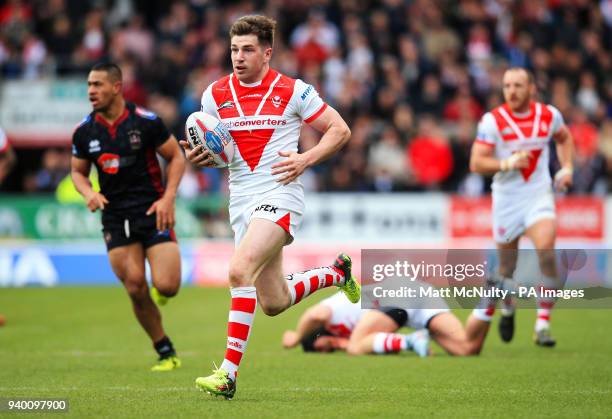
xmin=1 ymin=0 xmax=611 ymax=198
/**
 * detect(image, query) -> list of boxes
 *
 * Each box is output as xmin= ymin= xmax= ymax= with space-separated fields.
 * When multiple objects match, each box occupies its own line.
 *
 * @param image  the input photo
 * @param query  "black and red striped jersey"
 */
xmin=72 ymin=102 xmax=171 ymax=215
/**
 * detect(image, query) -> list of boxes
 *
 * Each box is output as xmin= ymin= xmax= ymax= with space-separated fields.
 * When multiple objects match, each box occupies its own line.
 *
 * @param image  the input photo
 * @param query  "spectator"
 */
xmin=0 ymin=0 xmax=609 ymax=195
xmin=290 ymin=8 xmax=339 ymax=67
xmin=0 ymin=126 xmax=16 ymax=187
xmin=35 ymin=149 xmax=69 ymax=192
xmin=406 ymin=115 xmax=454 ymax=188
xmin=367 ymin=125 xmax=409 ymax=192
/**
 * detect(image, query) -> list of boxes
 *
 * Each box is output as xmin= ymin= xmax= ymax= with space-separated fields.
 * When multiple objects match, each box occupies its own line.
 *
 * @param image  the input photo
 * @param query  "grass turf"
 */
xmin=0 ymin=287 xmax=610 ymax=418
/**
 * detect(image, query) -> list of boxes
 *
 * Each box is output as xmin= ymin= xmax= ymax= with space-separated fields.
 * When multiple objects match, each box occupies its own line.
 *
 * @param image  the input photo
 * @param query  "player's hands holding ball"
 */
xmin=179 ymin=141 xmax=216 ymax=168
xmin=181 ymin=112 xmax=234 ymax=168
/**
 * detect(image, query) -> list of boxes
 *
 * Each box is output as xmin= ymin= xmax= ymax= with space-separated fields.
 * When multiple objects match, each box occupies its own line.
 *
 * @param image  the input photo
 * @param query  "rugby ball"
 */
xmin=185 ymin=111 xmax=234 ymax=168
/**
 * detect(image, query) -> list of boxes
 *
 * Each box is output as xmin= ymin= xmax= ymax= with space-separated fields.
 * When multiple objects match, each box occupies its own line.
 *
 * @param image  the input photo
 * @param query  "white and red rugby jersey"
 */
xmin=475 ymin=102 xmax=565 ymax=194
xmin=319 ymin=292 xmax=365 ymax=338
xmin=200 ymin=69 xmax=327 ymax=196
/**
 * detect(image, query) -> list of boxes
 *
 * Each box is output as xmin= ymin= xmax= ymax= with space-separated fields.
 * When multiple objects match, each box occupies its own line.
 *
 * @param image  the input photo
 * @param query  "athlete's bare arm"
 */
xmin=0 ymin=146 xmax=16 ymax=184
xmin=71 ymin=156 xmax=108 ymax=212
xmin=282 ymin=304 xmax=332 ymax=348
xmin=552 ymin=125 xmax=574 ymax=191
xmin=146 ymin=135 xmax=186 ymax=231
xmin=469 ymin=142 xmax=529 ymax=176
xmin=271 ymin=106 xmax=350 ymax=185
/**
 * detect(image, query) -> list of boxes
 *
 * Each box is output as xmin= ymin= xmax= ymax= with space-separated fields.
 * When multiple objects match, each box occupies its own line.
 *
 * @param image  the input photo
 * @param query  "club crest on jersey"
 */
xmin=271 ymin=95 xmax=282 ymax=108
xmin=88 ymin=139 xmax=101 ymax=153
xmin=501 ymin=127 xmax=513 ymax=136
xmin=217 ymin=101 xmax=234 ymax=111
xmin=128 ymin=130 xmax=142 ymax=150
xmin=541 ymin=121 xmax=548 ymax=133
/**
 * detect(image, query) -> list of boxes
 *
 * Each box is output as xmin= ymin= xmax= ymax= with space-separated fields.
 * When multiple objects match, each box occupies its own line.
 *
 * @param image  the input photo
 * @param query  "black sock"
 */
xmin=154 ymin=336 xmax=176 ymax=359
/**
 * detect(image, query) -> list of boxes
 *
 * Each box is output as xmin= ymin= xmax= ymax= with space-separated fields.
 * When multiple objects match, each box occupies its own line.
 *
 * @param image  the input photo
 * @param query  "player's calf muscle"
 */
xmin=258 ymin=300 xmax=286 ymax=316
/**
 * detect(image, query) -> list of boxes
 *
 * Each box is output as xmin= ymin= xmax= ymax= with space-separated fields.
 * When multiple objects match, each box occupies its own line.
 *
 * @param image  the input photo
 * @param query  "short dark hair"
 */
xmin=229 ymin=15 xmax=276 ymax=48
xmin=506 ymin=67 xmax=534 ymax=84
xmin=301 ymin=326 xmax=334 ymax=352
xmin=90 ymin=62 xmax=123 ymax=82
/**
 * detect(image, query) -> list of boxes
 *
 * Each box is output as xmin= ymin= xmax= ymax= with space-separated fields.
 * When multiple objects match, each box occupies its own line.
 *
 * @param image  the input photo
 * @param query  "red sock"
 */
xmin=220 ymin=286 xmax=256 ymax=380
xmin=287 ymin=266 xmax=345 ymax=305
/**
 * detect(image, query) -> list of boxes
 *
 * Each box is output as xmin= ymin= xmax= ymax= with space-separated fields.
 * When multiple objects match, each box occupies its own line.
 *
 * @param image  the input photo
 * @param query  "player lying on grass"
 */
xmin=283 ymin=286 xmax=504 ymax=357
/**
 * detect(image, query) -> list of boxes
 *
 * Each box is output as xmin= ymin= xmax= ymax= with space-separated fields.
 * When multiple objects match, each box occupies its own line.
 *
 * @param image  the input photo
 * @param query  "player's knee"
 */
xmin=259 ymin=301 xmax=285 ymax=317
xmin=124 ymin=279 xmax=147 ymax=301
xmin=455 ymin=343 xmax=481 ymax=356
xmin=155 ymin=282 xmax=179 ymax=298
xmin=228 ymin=263 xmax=253 ymax=287
xmin=539 ymin=252 xmax=556 ymax=270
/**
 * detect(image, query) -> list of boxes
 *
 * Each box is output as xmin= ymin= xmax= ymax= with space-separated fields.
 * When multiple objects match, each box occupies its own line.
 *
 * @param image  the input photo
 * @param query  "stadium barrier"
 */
xmin=0 ymin=194 xmax=608 ymax=286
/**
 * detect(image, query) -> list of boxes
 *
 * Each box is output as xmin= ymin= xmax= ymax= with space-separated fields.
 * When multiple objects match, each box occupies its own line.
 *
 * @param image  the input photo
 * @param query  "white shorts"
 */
xmin=229 ymin=183 xmax=305 ymax=246
xmin=405 ymin=308 xmax=450 ymax=330
xmin=492 ymin=189 xmax=556 ymax=243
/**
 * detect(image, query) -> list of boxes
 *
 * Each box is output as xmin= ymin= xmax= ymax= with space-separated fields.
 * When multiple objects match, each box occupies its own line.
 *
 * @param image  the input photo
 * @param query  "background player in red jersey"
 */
xmin=71 ymin=63 xmax=186 ymax=371
xmin=181 ymin=15 xmax=358 ymax=399
xmin=470 ymin=67 xmax=575 ymax=347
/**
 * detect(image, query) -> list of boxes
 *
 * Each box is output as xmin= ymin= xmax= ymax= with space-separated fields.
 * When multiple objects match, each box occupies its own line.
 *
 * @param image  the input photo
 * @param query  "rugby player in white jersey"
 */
xmin=282 ymin=291 xmax=494 ymax=358
xmin=470 ymin=67 xmax=574 ymax=347
xmin=180 ymin=15 xmax=359 ymax=399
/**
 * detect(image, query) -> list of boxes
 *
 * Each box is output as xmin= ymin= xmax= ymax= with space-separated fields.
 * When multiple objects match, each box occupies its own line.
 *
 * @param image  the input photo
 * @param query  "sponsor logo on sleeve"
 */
xmin=88 ymin=139 xmax=101 ymax=153
xmin=300 ymin=85 xmax=313 ymax=101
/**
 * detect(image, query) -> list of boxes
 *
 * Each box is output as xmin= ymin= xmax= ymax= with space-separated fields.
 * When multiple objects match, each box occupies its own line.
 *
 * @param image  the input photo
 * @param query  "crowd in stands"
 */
xmin=1 ymin=0 xmax=611 ymax=197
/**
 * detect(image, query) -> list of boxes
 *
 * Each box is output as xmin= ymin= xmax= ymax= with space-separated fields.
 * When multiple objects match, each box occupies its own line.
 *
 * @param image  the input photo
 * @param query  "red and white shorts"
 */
xmin=229 ymin=183 xmax=305 ymax=246
xmin=492 ymin=189 xmax=556 ymax=243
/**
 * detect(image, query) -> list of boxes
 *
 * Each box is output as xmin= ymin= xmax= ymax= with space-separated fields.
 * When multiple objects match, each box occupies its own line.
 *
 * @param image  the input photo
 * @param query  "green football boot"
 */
xmin=151 ymin=355 xmax=181 ymax=372
xmin=195 ymin=368 xmax=236 ymax=400
xmin=334 ymin=253 xmax=361 ymax=303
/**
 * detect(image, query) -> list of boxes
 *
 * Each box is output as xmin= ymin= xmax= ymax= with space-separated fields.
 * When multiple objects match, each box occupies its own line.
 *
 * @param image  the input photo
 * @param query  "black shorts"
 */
xmin=377 ymin=307 xmax=409 ymax=328
xmin=376 ymin=306 xmax=446 ymax=330
xmin=101 ymin=212 xmax=177 ymax=251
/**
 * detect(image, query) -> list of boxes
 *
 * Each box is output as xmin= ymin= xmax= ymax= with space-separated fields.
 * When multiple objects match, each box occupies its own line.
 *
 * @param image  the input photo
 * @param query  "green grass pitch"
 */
xmin=0 ymin=287 xmax=610 ymax=418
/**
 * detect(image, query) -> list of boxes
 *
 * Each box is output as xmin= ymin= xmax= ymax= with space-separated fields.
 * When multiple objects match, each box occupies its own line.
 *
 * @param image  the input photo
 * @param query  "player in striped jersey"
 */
xmin=470 ymin=67 xmax=575 ymax=347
